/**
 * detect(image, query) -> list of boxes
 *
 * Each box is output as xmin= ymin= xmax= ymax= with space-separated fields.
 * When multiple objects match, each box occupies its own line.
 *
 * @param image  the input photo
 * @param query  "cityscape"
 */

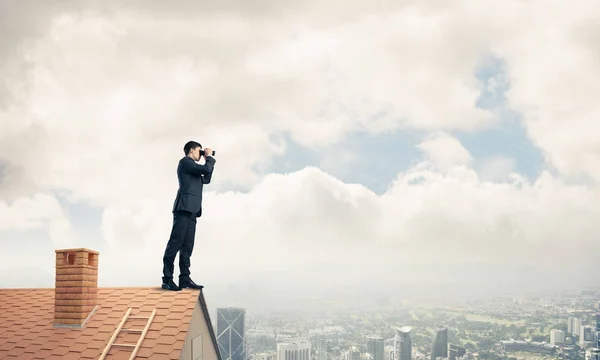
xmin=214 ymin=288 xmax=600 ymax=360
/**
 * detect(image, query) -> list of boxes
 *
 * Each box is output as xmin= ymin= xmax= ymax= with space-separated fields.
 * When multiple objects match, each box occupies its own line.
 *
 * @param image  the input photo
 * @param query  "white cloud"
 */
xmin=0 ymin=193 xmax=74 ymax=247
xmin=89 ymin=156 xmax=600 ymax=296
xmin=495 ymin=0 xmax=600 ymax=181
xmin=1 ymin=1 xmax=600 ymax=297
xmin=417 ymin=132 xmax=472 ymax=170
xmin=476 ymin=155 xmax=516 ymax=182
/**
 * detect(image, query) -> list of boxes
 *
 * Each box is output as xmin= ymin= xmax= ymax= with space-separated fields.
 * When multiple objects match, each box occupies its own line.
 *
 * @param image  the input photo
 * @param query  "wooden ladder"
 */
xmin=99 ymin=307 xmax=157 ymax=360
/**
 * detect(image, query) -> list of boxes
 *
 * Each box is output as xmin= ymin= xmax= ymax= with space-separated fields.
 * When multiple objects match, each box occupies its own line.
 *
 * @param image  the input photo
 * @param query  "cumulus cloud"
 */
xmin=93 ymin=153 xmax=600 ymax=297
xmin=417 ymin=132 xmax=472 ymax=169
xmin=495 ymin=0 xmax=600 ymax=180
xmin=0 ymin=193 xmax=74 ymax=247
xmin=1 ymin=0 xmax=600 ymax=299
xmin=476 ymin=155 xmax=516 ymax=182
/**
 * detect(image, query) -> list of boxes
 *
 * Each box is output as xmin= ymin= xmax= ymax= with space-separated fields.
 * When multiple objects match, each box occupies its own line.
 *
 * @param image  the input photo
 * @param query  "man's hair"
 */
xmin=183 ymin=141 xmax=202 ymax=155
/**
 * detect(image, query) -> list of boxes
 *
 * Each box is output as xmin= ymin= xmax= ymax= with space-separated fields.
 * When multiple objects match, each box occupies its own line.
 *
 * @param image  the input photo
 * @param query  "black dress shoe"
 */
xmin=162 ymin=280 xmax=182 ymax=291
xmin=179 ymin=278 xmax=204 ymax=289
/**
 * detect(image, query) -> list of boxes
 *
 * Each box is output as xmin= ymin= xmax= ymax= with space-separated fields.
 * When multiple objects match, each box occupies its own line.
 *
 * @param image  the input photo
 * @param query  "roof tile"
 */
xmin=61 ymin=353 xmax=83 ymax=360
xmin=32 ymin=348 xmax=53 ymax=359
xmin=0 ymin=342 xmax=15 ymax=352
xmin=160 ymin=327 xmax=180 ymax=336
xmin=51 ymin=345 xmax=70 ymax=356
xmin=136 ymin=347 xmax=154 ymax=357
xmin=6 ymin=346 xmax=26 ymax=357
xmin=0 ymin=287 xmax=203 ymax=359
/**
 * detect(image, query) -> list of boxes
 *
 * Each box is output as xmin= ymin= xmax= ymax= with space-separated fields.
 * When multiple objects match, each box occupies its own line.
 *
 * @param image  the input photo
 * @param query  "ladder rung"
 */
xmin=121 ymin=328 xmax=144 ymax=333
xmin=99 ymin=308 xmax=157 ymax=360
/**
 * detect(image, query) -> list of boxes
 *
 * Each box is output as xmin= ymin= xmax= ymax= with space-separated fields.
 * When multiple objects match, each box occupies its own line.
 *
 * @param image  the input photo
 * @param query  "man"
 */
xmin=162 ymin=140 xmax=216 ymax=291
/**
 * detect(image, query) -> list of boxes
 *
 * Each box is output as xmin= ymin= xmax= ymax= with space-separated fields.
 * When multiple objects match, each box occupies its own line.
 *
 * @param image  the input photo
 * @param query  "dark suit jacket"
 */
xmin=171 ymin=156 xmax=216 ymax=217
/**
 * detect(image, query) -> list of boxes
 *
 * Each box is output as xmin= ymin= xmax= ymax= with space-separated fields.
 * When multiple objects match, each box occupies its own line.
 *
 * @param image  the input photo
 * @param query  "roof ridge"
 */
xmin=0 ymin=286 xmax=172 ymax=290
xmin=198 ymin=290 xmax=223 ymax=360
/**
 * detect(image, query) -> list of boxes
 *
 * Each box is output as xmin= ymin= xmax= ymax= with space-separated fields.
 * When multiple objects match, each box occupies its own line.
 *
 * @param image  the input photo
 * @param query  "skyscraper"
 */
xmin=277 ymin=341 xmax=311 ymax=360
xmin=568 ymin=317 xmax=582 ymax=336
xmin=430 ymin=326 xmax=448 ymax=360
xmin=217 ymin=307 xmax=246 ymax=360
xmin=315 ymin=339 xmax=328 ymax=360
xmin=550 ymin=329 xmax=565 ymax=345
xmin=367 ymin=336 xmax=385 ymax=360
xmin=394 ymin=327 xmax=412 ymax=360
xmin=596 ymin=313 xmax=600 ymax=349
xmin=581 ymin=326 xmax=594 ymax=346
xmin=448 ymin=344 xmax=466 ymax=360
xmin=348 ymin=346 xmax=361 ymax=360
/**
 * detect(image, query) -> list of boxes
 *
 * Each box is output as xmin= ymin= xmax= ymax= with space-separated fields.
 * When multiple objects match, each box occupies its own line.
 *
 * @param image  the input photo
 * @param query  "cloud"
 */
xmin=0 ymin=193 xmax=73 ymax=247
xmin=1 ymin=0 xmax=600 ymax=299
xmin=495 ymin=0 xmax=600 ymax=181
xmin=2 ymin=0 xmax=599 ymax=200
xmin=476 ymin=155 xmax=516 ymax=182
xmin=90 ymin=153 xmax=600 ymax=296
xmin=417 ymin=132 xmax=472 ymax=170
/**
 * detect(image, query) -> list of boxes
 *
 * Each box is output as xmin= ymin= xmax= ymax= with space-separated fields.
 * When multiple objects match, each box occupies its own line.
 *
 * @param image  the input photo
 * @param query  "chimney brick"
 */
xmin=54 ymin=248 xmax=99 ymax=327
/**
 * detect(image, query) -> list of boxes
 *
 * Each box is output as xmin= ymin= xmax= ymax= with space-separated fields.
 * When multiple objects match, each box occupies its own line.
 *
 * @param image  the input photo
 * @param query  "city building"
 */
xmin=348 ymin=346 xmax=361 ymax=360
xmin=385 ymin=345 xmax=396 ymax=360
xmin=316 ymin=338 xmax=328 ymax=360
xmin=596 ymin=313 xmax=600 ymax=349
xmin=367 ymin=335 xmax=386 ymax=360
xmin=551 ymin=329 xmax=566 ymax=345
xmin=255 ymin=353 xmax=276 ymax=360
xmin=501 ymin=340 xmax=556 ymax=355
xmin=277 ymin=340 xmax=311 ymax=360
xmin=581 ymin=326 xmax=595 ymax=347
xmin=217 ymin=307 xmax=247 ymax=360
xmin=448 ymin=344 xmax=466 ymax=360
xmin=569 ymin=317 xmax=582 ymax=336
xmin=394 ymin=327 xmax=412 ymax=360
xmin=430 ymin=326 xmax=448 ymax=360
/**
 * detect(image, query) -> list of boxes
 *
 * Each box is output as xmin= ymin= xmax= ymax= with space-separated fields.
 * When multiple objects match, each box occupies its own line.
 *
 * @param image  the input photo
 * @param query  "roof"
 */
xmin=0 ymin=287 xmax=222 ymax=360
xmin=396 ymin=326 xmax=411 ymax=333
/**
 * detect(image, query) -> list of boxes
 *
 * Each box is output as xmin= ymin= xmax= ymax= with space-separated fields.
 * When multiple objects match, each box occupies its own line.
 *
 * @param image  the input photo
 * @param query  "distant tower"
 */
xmin=430 ymin=326 xmax=448 ymax=360
xmin=595 ymin=313 xmax=600 ymax=349
xmin=568 ymin=317 xmax=582 ymax=336
xmin=316 ymin=339 xmax=328 ymax=360
xmin=367 ymin=336 xmax=385 ymax=360
xmin=394 ymin=327 xmax=412 ymax=360
xmin=277 ymin=340 xmax=311 ymax=360
xmin=217 ymin=307 xmax=247 ymax=360
xmin=550 ymin=329 xmax=565 ymax=345
xmin=348 ymin=346 xmax=361 ymax=360
xmin=448 ymin=344 xmax=466 ymax=360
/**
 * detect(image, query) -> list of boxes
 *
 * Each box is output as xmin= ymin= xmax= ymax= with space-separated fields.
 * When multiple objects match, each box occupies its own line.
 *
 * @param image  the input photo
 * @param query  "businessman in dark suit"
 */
xmin=162 ymin=140 xmax=216 ymax=291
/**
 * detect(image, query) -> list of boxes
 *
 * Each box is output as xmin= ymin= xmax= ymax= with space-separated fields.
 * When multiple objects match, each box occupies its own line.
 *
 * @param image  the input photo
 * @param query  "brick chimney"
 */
xmin=54 ymin=248 xmax=99 ymax=327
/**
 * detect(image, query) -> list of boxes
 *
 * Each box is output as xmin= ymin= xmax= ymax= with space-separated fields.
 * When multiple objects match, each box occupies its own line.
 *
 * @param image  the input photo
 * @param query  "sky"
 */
xmin=1 ymin=0 xmax=600 ymax=307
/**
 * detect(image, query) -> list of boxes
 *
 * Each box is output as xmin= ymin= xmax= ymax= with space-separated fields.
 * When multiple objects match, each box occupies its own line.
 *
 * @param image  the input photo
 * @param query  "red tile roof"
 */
xmin=0 ymin=287 xmax=219 ymax=360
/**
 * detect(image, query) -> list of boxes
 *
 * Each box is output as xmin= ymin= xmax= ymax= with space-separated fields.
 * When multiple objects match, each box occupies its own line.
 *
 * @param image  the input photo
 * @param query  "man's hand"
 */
xmin=203 ymin=147 xmax=213 ymax=158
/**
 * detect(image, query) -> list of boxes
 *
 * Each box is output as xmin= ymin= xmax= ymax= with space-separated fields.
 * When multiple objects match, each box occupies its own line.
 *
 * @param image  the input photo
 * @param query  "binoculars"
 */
xmin=200 ymin=149 xmax=215 ymax=156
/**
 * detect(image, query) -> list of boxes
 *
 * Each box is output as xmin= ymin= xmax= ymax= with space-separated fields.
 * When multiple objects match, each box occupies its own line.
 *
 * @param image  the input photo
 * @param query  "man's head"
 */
xmin=184 ymin=141 xmax=202 ymax=161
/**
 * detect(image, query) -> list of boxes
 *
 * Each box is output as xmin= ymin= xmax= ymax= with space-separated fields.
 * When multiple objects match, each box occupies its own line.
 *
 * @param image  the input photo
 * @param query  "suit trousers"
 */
xmin=162 ymin=210 xmax=197 ymax=282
